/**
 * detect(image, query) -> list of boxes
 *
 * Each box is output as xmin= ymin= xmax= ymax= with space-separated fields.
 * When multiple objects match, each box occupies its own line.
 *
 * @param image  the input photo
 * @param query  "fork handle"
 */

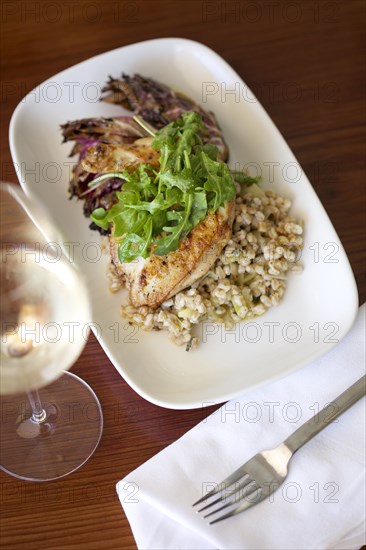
xmin=284 ymin=374 xmax=366 ymax=454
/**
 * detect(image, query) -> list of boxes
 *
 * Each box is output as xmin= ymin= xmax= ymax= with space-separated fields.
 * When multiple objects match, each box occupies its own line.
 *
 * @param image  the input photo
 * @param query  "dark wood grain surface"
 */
xmin=1 ymin=1 xmax=365 ymax=549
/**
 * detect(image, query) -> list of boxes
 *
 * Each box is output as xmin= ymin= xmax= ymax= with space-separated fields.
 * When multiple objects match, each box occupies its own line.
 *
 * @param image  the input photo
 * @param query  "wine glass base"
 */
xmin=0 ymin=372 xmax=103 ymax=481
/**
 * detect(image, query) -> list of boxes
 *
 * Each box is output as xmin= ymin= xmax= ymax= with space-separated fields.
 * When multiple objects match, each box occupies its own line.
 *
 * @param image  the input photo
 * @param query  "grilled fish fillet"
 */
xmin=81 ymin=137 xmax=159 ymax=174
xmin=78 ymin=136 xmax=235 ymax=308
xmin=109 ymin=200 xmax=235 ymax=308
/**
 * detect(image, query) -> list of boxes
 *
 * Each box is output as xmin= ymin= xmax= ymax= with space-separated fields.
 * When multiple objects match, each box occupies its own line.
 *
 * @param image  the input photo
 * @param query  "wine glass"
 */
xmin=0 ymin=182 xmax=103 ymax=481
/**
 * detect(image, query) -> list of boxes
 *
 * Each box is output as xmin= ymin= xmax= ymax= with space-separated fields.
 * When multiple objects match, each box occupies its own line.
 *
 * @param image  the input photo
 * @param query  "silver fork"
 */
xmin=193 ymin=374 xmax=365 ymax=524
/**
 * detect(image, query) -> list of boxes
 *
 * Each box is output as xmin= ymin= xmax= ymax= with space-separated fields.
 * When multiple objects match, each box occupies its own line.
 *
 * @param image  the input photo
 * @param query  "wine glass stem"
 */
xmin=27 ymin=389 xmax=47 ymax=423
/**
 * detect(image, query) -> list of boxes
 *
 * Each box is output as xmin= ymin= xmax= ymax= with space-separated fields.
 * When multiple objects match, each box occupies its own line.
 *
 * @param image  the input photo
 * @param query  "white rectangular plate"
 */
xmin=9 ymin=38 xmax=358 ymax=409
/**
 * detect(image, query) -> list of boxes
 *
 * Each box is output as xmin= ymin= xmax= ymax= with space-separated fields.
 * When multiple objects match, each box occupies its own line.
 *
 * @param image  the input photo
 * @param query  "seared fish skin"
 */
xmin=81 ymin=137 xmax=159 ymax=174
xmin=109 ymin=200 xmax=235 ymax=308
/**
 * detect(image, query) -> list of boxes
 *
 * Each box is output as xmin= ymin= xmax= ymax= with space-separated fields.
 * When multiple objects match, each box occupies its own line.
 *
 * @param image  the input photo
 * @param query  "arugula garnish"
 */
xmin=90 ymin=112 xmax=239 ymax=262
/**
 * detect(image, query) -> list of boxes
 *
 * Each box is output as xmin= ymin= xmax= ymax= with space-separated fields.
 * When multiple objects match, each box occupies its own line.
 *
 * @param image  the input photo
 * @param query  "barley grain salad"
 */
xmin=62 ymin=73 xmax=303 ymax=350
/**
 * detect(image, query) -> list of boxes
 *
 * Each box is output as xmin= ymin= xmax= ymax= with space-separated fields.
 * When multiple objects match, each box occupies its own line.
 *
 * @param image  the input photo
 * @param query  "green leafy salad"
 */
xmin=90 ymin=112 xmax=258 ymax=263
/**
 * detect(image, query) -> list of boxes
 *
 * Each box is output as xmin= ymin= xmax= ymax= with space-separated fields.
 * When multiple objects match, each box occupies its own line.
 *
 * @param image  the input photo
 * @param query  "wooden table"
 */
xmin=1 ymin=1 xmax=365 ymax=548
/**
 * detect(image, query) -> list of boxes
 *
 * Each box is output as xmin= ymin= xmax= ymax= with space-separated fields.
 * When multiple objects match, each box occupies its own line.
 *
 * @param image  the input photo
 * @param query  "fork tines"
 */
xmin=193 ymin=467 xmax=262 ymax=525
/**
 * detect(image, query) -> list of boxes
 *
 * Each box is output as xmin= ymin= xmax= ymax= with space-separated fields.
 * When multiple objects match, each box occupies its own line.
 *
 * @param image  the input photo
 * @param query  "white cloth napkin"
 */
xmin=117 ymin=305 xmax=366 ymax=550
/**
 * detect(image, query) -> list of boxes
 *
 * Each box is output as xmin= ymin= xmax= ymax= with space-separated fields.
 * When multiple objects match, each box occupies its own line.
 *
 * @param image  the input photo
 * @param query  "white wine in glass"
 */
xmin=0 ymin=182 xmax=103 ymax=481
